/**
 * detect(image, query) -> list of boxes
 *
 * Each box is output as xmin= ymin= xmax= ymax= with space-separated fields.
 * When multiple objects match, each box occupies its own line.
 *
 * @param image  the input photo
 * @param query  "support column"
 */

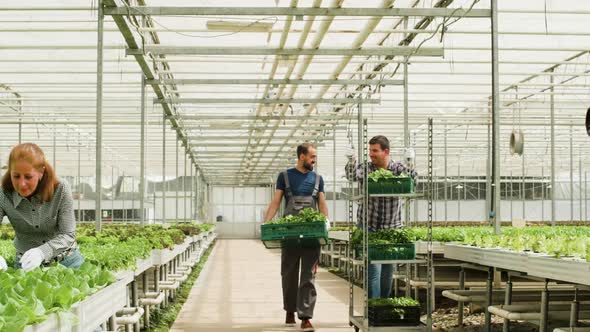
xmin=540 ymin=281 xmax=549 ymax=332
xmin=333 ymin=125 xmax=336 ymax=221
xmin=491 ymin=0 xmax=501 ymax=234
xmin=570 ymin=125 xmax=574 ymax=221
xmin=95 ymin=0 xmax=104 ymax=231
xmin=579 ymin=155 xmax=582 ymax=221
xmin=176 ymin=139 xmax=179 ymax=222
xmin=190 ymin=163 xmax=194 ymax=220
xmin=457 ymin=156 xmax=461 ymax=221
xmin=485 ymin=267 xmax=494 ymax=332
xmin=550 ymin=69 xmax=556 ymax=226
xmin=522 ymin=153 xmax=525 ymax=220
xmin=541 ymin=165 xmax=545 ymax=222
xmin=503 ymin=277 xmax=513 ymax=332
xmin=444 ymin=124 xmax=448 ymax=222
xmin=184 ymin=153 xmax=187 ymax=222
xmin=458 ymin=267 xmax=465 ymax=326
xmin=140 ymin=76 xmax=146 ymax=226
xmin=77 ymin=135 xmax=81 ymax=221
xmin=111 ymin=164 xmax=115 ymax=222
xmin=162 ymin=112 xmax=166 ymax=224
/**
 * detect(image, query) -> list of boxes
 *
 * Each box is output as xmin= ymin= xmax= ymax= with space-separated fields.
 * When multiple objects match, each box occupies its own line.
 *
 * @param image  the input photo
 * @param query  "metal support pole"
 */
xmin=458 ymin=267 xmax=465 ymax=326
xmin=485 ymin=267 xmax=493 ymax=332
xmin=122 ymin=171 xmax=126 ymax=222
xmin=444 ymin=124 xmax=448 ymax=222
xmin=503 ymin=277 xmax=513 ymax=332
xmin=486 ymin=115 xmax=492 ymax=224
xmin=176 ymin=139 xmax=179 ymax=223
xmin=77 ymin=136 xmax=81 ymax=221
xmin=542 ymin=165 xmax=545 ymax=222
xmin=540 ymin=281 xmax=549 ymax=332
xmin=190 ymin=164 xmax=194 ymax=220
xmin=333 ymin=125 xmax=336 ymax=221
xmin=510 ymin=171 xmax=513 ymax=222
xmin=522 ymin=153 xmax=525 ymax=220
xmin=131 ymin=280 xmax=140 ymax=332
xmin=579 ymin=155 xmax=582 ymax=221
xmin=570 ymin=288 xmax=579 ymax=328
xmin=162 ymin=112 xmax=166 ymax=224
xmin=95 ymin=0 xmax=104 ymax=231
xmin=570 ymin=125 xmax=574 ymax=221
xmin=198 ymin=167 xmax=202 ymax=219
xmin=108 ymin=316 xmax=116 ymax=332
xmin=457 ymin=156 xmax=461 ymax=221
xmin=426 ymin=118 xmax=434 ymax=332
xmin=550 ymin=69 xmax=556 ymax=226
xmin=491 ymin=0 xmax=501 ymax=234
xmin=585 ymin=172 xmax=588 ymax=222
xmin=184 ymin=153 xmax=187 ymax=222
xmin=140 ymin=76 xmax=146 ymax=226
xmin=403 ymin=53 xmax=410 ymax=225
xmin=111 ymin=165 xmax=115 ymax=222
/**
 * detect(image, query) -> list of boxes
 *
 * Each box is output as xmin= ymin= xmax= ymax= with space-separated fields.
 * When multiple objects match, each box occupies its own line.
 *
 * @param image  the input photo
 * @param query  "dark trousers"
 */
xmin=281 ymin=245 xmax=321 ymax=319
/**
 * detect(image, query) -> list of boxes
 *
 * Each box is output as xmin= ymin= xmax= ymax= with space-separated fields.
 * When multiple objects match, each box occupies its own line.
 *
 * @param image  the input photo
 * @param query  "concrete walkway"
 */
xmin=171 ymin=239 xmax=362 ymax=332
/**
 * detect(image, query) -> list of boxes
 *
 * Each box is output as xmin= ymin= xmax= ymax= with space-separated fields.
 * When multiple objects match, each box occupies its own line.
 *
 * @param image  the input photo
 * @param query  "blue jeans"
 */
xmin=15 ymin=248 xmax=85 ymax=269
xmin=368 ymin=263 xmax=395 ymax=298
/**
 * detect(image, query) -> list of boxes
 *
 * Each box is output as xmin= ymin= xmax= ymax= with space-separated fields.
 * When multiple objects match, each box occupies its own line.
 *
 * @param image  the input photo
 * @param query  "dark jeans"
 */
xmin=281 ymin=245 xmax=321 ymax=319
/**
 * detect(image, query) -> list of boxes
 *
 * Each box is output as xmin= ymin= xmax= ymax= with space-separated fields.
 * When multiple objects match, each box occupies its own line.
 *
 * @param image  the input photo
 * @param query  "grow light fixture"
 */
xmin=206 ymin=20 xmax=274 ymax=32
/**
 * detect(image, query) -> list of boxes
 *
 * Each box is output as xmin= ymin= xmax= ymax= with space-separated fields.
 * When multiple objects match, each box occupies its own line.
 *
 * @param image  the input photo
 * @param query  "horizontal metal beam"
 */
xmin=129 ymin=46 xmax=444 ymax=57
xmin=104 ymin=7 xmax=490 ymax=18
xmin=147 ymin=78 xmax=404 ymax=86
xmin=188 ymin=135 xmax=335 ymax=140
xmin=190 ymin=143 xmax=325 ymax=147
xmin=177 ymin=115 xmax=354 ymax=121
xmin=154 ymin=98 xmax=379 ymax=104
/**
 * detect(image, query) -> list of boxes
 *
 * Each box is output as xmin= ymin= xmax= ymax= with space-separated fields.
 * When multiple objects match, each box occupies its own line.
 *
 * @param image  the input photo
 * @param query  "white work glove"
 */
xmin=345 ymin=144 xmax=356 ymax=161
xmin=21 ymin=248 xmax=45 ymax=272
xmin=0 ymin=255 xmax=7 ymax=271
xmin=325 ymin=217 xmax=331 ymax=231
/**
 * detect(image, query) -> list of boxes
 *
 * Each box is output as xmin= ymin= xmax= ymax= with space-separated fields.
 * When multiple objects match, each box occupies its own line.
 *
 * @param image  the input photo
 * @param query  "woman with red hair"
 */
xmin=0 ymin=143 xmax=83 ymax=271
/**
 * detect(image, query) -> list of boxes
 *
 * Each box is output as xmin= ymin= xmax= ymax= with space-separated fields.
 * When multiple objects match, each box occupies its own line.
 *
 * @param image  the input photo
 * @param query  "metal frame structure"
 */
xmin=0 ymin=1 xmax=589 ymax=227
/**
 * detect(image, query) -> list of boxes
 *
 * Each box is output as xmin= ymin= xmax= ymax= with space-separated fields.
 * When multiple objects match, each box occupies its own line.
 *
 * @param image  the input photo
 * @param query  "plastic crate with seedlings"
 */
xmin=351 ymin=228 xmax=416 ymax=261
xmin=368 ymin=297 xmax=421 ymax=327
xmin=261 ymin=208 xmax=329 ymax=248
xmin=367 ymin=168 xmax=414 ymax=194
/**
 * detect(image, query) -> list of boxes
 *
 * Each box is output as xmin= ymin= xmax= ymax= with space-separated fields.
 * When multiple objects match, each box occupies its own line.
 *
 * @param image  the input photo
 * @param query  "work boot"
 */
xmin=301 ymin=319 xmax=314 ymax=332
xmin=285 ymin=312 xmax=296 ymax=326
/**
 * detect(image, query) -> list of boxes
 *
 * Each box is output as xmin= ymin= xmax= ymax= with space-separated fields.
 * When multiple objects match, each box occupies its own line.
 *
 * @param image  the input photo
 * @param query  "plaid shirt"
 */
xmin=346 ymin=160 xmax=417 ymax=232
xmin=0 ymin=180 xmax=76 ymax=261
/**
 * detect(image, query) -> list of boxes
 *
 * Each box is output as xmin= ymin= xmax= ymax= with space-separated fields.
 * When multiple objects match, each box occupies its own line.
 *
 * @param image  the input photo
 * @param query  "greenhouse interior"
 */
xmin=1 ymin=1 xmax=590 ymax=332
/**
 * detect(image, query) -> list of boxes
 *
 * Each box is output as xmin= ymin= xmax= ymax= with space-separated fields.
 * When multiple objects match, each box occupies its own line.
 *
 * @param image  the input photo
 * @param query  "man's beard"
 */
xmin=303 ymin=161 xmax=314 ymax=171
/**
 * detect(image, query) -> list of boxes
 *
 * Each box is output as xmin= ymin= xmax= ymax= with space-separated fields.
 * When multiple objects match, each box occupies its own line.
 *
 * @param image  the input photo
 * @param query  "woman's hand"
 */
xmin=21 ymin=248 xmax=44 ymax=271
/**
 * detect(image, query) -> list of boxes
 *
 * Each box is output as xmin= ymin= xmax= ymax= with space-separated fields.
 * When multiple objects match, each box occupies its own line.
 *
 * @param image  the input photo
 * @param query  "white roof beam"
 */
xmin=154 ymin=98 xmax=379 ymax=105
xmin=104 ymin=7 xmax=490 ymax=18
xmin=147 ymin=78 xmax=404 ymax=85
xmin=128 ymin=46 xmax=443 ymax=57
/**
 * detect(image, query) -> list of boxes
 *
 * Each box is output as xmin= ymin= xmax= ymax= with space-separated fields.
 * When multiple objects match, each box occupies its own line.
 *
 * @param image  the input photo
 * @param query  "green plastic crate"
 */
xmin=368 ymin=178 xmax=414 ymax=194
xmin=355 ymin=243 xmax=416 ymax=261
xmin=261 ymin=221 xmax=329 ymax=249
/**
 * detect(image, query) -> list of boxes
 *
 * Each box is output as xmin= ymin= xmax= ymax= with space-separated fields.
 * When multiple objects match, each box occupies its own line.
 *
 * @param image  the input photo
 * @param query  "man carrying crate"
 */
xmin=345 ymin=135 xmax=418 ymax=299
xmin=264 ymin=142 xmax=329 ymax=332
